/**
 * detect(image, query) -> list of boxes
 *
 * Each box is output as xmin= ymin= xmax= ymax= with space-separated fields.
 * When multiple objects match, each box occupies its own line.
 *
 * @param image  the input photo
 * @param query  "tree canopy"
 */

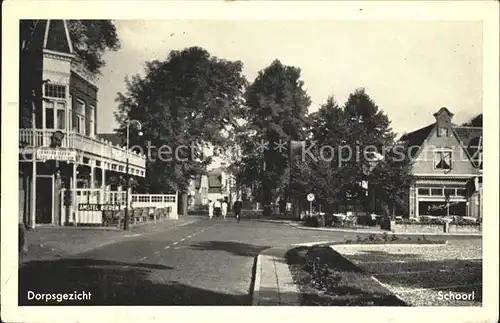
xmin=292 ymin=88 xmax=413 ymax=216
xmin=233 ymin=59 xmax=311 ymax=209
xmin=114 ymin=46 xmax=247 ymax=196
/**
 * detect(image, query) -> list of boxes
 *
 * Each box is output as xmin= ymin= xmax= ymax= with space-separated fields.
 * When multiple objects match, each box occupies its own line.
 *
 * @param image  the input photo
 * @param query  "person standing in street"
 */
xmin=214 ymin=199 xmax=221 ymax=218
xmin=233 ymin=200 xmax=242 ymax=222
xmin=208 ymin=200 xmax=214 ymax=219
xmin=221 ymin=200 xmax=228 ymax=220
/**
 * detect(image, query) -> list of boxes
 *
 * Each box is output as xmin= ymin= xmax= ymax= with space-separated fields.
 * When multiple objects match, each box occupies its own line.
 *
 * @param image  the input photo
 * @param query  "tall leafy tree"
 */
xmin=295 ymin=89 xmax=413 ymax=217
xmin=235 ymin=60 xmax=311 ymax=214
xmin=114 ymin=46 xmax=247 ymax=215
xmin=293 ymin=97 xmax=347 ymax=212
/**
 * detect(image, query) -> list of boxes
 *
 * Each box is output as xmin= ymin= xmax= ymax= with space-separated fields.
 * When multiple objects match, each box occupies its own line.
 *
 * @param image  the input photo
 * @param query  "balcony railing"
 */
xmin=19 ymin=129 xmax=146 ymax=168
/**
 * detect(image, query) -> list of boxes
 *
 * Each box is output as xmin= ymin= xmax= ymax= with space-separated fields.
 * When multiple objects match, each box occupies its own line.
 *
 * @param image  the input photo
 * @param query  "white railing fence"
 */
xmin=19 ymin=129 xmax=146 ymax=168
xmin=60 ymin=189 xmax=178 ymax=226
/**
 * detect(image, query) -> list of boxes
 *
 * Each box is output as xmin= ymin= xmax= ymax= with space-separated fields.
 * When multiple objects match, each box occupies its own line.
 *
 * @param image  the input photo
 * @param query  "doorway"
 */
xmin=36 ymin=176 xmax=54 ymax=224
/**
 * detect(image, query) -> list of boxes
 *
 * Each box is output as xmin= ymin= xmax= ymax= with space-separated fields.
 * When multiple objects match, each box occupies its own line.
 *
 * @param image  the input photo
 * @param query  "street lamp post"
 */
xmin=124 ymin=119 xmax=143 ymax=231
xmin=350 ymin=116 xmax=364 ymax=218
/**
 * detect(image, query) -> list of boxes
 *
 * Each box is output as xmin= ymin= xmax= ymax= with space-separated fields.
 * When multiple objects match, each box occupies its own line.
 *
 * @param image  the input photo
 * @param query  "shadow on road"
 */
xmin=19 ymin=258 xmax=249 ymax=305
xmin=188 ymin=241 xmax=271 ymax=258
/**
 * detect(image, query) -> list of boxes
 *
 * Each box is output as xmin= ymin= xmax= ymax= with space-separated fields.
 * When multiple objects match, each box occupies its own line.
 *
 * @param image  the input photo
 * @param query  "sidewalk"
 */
xmin=21 ymin=217 xmax=198 ymax=264
xmin=252 ymin=246 xmax=300 ymax=306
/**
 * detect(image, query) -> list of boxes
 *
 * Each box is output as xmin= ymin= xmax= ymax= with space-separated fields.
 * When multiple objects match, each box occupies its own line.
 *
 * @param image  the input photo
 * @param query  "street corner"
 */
xmin=252 ymin=246 xmax=301 ymax=306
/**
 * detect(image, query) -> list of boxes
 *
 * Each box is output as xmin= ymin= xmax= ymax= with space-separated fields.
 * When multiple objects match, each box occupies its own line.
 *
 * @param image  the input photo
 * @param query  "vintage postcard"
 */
xmin=1 ymin=1 xmax=498 ymax=323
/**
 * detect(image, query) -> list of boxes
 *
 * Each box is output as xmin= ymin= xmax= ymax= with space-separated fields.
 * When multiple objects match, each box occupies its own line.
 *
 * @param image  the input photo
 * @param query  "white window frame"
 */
xmin=74 ymin=99 xmax=86 ymax=135
xmin=433 ymin=149 xmax=453 ymax=171
xmin=42 ymin=83 xmax=68 ymax=133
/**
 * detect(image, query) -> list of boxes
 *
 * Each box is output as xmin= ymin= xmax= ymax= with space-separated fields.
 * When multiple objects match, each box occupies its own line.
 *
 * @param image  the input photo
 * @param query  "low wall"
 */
xmin=448 ymin=224 xmax=482 ymax=233
xmin=389 ymin=223 xmax=481 ymax=234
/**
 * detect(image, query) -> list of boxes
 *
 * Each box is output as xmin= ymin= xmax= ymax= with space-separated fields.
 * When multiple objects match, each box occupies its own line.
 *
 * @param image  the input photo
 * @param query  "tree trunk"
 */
xmin=180 ymin=192 xmax=188 ymax=216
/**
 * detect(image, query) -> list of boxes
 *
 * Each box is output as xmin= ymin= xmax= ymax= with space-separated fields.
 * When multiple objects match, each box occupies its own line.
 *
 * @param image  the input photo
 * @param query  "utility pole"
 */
xmin=124 ymin=119 xmax=142 ymax=230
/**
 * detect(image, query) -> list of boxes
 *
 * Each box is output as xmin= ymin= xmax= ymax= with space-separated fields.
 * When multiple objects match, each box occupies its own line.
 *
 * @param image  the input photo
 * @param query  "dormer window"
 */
xmin=438 ymin=127 xmax=449 ymax=137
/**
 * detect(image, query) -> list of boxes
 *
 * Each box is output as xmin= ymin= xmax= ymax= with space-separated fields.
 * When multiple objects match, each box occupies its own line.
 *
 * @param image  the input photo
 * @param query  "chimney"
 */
xmin=433 ymin=107 xmax=454 ymax=137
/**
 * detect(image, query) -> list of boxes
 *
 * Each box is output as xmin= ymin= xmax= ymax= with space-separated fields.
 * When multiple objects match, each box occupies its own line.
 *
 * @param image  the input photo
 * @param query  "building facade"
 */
xmin=399 ymin=107 xmax=482 ymax=219
xmin=19 ymin=20 xmax=146 ymax=228
xmin=188 ymin=167 xmax=237 ymax=208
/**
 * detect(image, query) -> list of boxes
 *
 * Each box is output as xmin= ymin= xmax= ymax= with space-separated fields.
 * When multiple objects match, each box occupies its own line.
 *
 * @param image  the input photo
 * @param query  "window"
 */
xmin=45 ymin=102 xmax=54 ymax=129
xmin=89 ymin=105 xmax=95 ymax=138
xmin=444 ymin=188 xmax=456 ymax=197
xmin=418 ymin=188 xmax=430 ymax=196
xmin=73 ymin=99 xmax=85 ymax=135
xmin=438 ymin=127 xmax=449 ymax=137
xmin=44 ymin=84 xmax=66 ymax=99
xmin=44 ymin=101 xmax=66 ymax=130
xmin=434 ymin=150 xmax=452 ymax=170
xmin=431 ymin=188 xmax=443 ymax=196
xmin=56 ymin=102 xmax=65 ymax=130
xmin=457 ymin=189 xmax=467 ymax=196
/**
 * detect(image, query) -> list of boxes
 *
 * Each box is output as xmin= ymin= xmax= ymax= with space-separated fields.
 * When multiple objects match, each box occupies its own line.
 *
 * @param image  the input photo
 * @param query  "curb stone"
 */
xmin=291 ymin=224 xmax=482 ymax=237
xmin=252 ymin=246 xmax=300 ymax=306
xmin=251 ymin=241 xmax=429 ymax=306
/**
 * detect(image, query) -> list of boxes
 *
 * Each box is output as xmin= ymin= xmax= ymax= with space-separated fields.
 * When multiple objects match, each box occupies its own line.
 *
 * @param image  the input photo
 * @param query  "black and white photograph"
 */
xmin=2 ymin=1 xmax=499 ymax=323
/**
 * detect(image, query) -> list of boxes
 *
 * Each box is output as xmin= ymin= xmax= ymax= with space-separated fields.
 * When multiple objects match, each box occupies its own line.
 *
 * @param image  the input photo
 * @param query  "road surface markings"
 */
xmin=180 ymin=238 xmax=185 ymax=242
xmin=173 ymin=241 xmax=178 ymax=245
xmin=164 ymin=246 xmax=170 ymax=249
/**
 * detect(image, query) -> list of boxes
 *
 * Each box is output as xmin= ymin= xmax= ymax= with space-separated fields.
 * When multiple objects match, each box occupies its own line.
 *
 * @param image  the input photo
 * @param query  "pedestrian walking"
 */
xmin=221 ymin=200 xmax=228 ymax=220
xmin=233 ymin=200 xmax=242 ymax=222
xmin=208 ymin=200 xmax=214 ymax=219
xmin=214 ymin=199 xmax=221 ymax=218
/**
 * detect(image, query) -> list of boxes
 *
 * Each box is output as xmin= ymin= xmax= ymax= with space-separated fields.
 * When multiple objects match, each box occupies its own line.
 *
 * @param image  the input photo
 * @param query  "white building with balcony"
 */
xmin=18 ymin=20 xmax=147 ymax=228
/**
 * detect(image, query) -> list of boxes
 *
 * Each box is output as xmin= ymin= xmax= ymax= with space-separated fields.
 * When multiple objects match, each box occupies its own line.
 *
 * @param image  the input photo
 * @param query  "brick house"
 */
xmin=397 ymin=107 xmax=482 ymax=218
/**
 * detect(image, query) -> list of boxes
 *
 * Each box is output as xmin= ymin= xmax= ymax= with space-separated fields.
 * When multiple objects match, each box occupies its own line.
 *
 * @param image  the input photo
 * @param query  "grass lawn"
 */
xmin=286 ymin=245 xmax=409 ymax=306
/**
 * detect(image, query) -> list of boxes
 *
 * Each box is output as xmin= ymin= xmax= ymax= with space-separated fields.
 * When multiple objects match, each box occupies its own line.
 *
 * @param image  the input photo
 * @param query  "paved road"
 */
xmin=18 ymin=216 xmax=482 ymax=306
xmin=19 ymin=216 xmax=350 ymax=305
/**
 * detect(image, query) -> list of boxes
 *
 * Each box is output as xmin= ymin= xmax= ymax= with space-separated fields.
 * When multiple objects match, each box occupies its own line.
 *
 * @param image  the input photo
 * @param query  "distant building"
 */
xmin=188 ymin=165 xmax=238 ymax=208
xmin=397 ymin=107 xmax=482 ymax=218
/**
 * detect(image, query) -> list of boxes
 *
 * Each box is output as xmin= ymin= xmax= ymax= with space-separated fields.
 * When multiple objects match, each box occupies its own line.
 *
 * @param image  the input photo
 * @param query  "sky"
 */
xmin=96 ymin=20 xmax=483 ymax=137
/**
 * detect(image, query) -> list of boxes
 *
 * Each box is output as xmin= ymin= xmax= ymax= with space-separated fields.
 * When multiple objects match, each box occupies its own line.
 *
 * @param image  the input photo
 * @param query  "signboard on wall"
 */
xmin=36 ymin=148 xmax=77 ymax=162
xmin=418 ymin=201 xmax=466 ymax=217
xmin=78 ymin=204 xmax=120 ymax=211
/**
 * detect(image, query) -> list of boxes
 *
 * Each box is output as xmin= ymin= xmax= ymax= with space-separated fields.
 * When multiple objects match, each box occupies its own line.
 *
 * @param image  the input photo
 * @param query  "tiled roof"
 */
xmin=454 ymin=127 xmax=482 ymax=168
xmin=398 ymin=124 xmax=435 ymax=159
xmin=97 ymin=133 xmax=123 ymax=146
xmin=208 ymin=187 xmax=222 ymax=194
xmin=208 ymin=173 xmax=222 ymax=188
xmin=45 ymin=20 xmax=72 ymax=54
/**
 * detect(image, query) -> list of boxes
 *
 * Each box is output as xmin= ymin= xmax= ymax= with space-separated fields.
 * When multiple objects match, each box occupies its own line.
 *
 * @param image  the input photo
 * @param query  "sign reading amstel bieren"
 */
xmin=78 ymin=204 xmax=121 ymax=211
